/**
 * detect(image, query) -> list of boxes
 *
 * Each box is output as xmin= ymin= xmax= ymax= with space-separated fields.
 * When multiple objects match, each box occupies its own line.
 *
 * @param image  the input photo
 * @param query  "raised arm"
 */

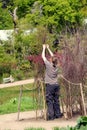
xmin=46 ymin=44 xmax=54 ymax=57
xmin=42 ymin=44 xmax=47 ymax=62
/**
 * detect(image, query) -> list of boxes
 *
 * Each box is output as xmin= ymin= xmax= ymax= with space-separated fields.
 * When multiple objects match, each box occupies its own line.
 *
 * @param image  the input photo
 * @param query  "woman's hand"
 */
xmin=46 ymin=44 xmax=49 ymax=49
xmin=43 ymin=44 xmax=46 ymax=49
xmin=46 ymin=44 xmax=54 ymax=57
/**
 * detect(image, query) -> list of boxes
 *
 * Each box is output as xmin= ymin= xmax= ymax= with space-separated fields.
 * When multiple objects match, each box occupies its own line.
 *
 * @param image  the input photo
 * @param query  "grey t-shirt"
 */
xmin=44 ymin=59 xmax=58 ymax=84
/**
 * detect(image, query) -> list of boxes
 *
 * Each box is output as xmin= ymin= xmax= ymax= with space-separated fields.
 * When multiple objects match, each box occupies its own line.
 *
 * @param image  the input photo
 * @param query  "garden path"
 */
xmin=0 ymin=111 xmax=80 ymax=130
xmin=0 ymin=78 xmax=81 ymax=130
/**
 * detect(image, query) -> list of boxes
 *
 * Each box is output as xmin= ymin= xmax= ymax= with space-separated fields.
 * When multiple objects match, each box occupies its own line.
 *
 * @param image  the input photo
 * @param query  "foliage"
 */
xmin=23 ymin=0 xmax=86 ymax=33
xmin=11 ymin=69 xmax=24 ymax=80
xmin=24 ymin=120 xmax=87 ymax=130
xmin=0 ymin=0 xmax=87 ymax=31
xmin=27 ymin=54 xmax=45 ymax=78
xmin=0 ymin=44 xmax=17 ymax=81
xmin=0 ymin=3 xmax=13 ymax=29
xmin=24 ymin=26 xmax=54 ymax=78
xmin=54 ymin=123 xmax=87 ymax=130
xmin=40 ymin=0 xmax=83 ymax=32
xmin=61 ymin=31 xmax=87 ymax=83
xmin=24 ymin=128 xmax=45 ymax=130
xmin=75 ymin=116 xmax=87 ymax=129
xmin=0 ymin=0 xmax=87 ymax=84
xmin=22 ymin=26 xmax=54 ymax=55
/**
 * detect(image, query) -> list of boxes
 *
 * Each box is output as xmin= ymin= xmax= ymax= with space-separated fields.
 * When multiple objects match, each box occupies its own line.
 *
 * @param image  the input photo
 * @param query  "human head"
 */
xmin=48 ymin=56 xmax=58 ymax=67
xmin=52 ymin=56 xmax=58 ymax=67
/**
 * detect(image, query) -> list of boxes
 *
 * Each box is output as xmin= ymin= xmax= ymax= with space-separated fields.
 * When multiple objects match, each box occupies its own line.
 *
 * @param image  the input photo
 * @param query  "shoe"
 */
xmin=55 ymin=113 xmax=63 ymax=118
xmin=47 ymin=116 xmax=55 ymax=121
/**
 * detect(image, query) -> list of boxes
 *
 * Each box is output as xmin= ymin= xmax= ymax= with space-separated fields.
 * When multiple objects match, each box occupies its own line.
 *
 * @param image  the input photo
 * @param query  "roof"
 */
xmin=0 ymin=29 xmax=36 ymax=41
xmin=0 ymin=30 xmax=13 ymax=41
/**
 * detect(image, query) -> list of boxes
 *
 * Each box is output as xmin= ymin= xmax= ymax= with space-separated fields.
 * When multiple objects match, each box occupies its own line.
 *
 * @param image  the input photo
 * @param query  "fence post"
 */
xmin=80 ymin=83 xmax=86 ymax=116
xmin=17 ymin=85 xmax=23 ymax=121
xmin=69 ymin=82 xmax=73 ymax=118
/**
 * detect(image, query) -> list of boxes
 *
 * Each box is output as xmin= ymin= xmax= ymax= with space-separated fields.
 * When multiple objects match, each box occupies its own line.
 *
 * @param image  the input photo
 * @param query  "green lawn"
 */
xmin=0 ymin=83 xmax=42 ymax=114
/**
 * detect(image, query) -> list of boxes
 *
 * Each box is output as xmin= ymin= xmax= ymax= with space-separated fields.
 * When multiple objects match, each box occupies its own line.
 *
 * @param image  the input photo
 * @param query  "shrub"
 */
xmin=75 ymin=116 xmax=87 ymax=129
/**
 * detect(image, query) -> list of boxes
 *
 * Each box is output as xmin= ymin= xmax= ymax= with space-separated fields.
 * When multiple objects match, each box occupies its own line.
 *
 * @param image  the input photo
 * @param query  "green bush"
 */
xmin=75 ymin=116 xmax=87 ymax=129
xmin=11 ymin=69 xmax=24 ymax=80
xmin=54 ymin=117 xmax=87 ymax=130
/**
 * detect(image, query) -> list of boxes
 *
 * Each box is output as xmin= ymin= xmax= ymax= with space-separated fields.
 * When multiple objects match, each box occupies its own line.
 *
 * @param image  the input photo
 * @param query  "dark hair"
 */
xmin=52 ymin=56 xmax=58 ymax=68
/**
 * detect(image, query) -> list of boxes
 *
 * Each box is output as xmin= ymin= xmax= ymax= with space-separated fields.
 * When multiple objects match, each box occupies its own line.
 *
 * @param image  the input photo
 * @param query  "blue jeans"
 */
xmin=46 ymin=84 xmax=61 ymax=118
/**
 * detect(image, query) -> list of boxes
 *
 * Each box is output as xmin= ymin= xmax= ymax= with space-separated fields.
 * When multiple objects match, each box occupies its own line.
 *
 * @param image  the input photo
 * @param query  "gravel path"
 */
xmin=0 ymin=111 xmax=80 ymax=130
xmin=0 ymin=79 xmax=81 ymax=130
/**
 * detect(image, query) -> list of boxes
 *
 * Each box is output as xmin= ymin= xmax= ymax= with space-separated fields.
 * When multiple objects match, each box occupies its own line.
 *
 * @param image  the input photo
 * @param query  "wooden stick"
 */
xmin=69 ymin=83 xmax=72 ymax=118
xmin=80 ymin=83 xmax=86 ymax=116
xmin=41 ymin=81 xmax=47 ymax=120
xmin=17 ymin=85 xmax=23 ymax=121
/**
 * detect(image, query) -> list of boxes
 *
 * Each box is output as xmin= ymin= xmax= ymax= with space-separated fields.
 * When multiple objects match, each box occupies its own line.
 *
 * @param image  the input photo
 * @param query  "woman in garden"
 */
xmin=42 ymin=44 xmax=63 ymax=120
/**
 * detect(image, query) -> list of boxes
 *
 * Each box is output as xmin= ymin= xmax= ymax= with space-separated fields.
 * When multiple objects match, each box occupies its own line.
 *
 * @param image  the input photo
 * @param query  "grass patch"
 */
xmin=24 ymin=128 xmax=45 ymax=130
xmin=53 ymin=125 xmax=87 ymax=130
xmin=0 ymin=83 xmax=39 ymax=114
xmin=0 ymin=96 xmax=36 ymax=114
xmin=0 ymin=83 xmax=34 ymax=104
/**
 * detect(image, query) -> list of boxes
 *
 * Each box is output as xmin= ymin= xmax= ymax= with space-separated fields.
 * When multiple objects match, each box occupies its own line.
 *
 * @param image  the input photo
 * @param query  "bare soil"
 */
xmin=0 ymin=111 xmax=80 ymax=130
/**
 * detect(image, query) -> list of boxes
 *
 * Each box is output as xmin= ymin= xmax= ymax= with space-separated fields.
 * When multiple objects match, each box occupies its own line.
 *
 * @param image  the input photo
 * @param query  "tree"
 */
xmin=0 ymin=0 xmax=87 ymax=32
xmin=0 ymin=3 xmax=13 ymax=29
